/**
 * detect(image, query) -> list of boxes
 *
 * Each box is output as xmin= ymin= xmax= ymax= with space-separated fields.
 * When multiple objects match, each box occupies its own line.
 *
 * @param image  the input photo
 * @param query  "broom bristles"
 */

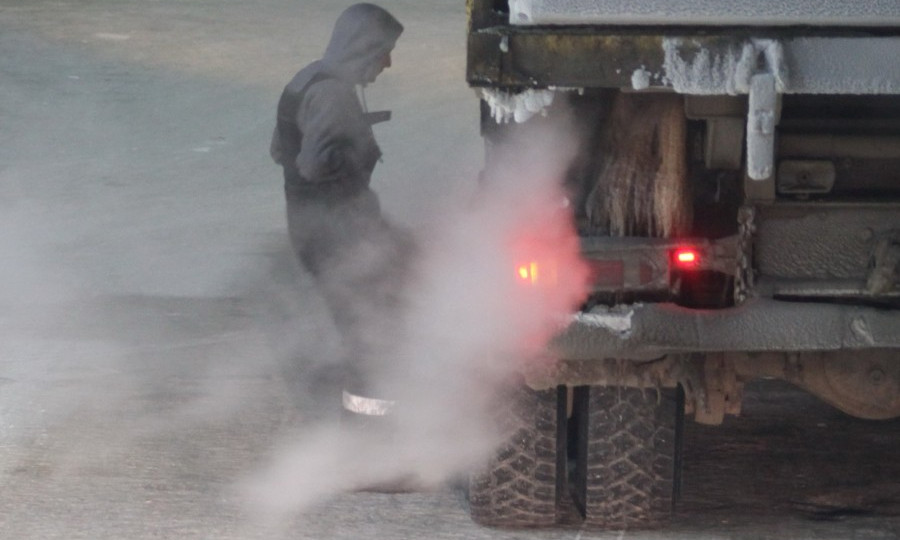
xmin=586 ymin=93 xmax=691 ymax=238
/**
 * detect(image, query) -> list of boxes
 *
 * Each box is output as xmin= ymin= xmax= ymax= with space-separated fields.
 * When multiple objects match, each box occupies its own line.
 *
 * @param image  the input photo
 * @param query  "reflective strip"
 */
xmin=342 ymin=390 xmax=396 ymax=416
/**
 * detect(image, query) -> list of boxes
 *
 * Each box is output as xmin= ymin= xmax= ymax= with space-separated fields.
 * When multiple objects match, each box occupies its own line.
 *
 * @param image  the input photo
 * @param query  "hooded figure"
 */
xmin=271 ymin=3 xmax=403 ymax=201
xmin=271 ymin=4 xmax=411 ymax=424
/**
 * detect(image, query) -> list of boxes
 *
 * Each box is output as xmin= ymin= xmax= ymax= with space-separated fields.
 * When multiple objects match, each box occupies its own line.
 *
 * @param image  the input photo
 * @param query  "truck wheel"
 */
xmin=572 ymin=386 xmax=681 ymax=529
xmin=468 ymin=383 xmax=566 ymax=527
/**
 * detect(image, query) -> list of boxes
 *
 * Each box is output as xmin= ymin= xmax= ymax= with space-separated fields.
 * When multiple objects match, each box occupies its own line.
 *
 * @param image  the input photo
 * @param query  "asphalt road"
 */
xmin=1 ymin=1 xmax=899 ymax=539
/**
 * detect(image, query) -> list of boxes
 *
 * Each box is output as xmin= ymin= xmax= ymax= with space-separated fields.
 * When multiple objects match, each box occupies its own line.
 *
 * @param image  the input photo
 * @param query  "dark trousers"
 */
xmin=286 ymin=188 xmax=414 ymax=400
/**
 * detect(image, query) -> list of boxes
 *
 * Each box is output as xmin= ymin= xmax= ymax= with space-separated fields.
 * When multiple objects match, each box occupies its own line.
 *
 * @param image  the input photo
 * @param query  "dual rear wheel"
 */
xmin=468 ymin=383 xmax=682 ymax=529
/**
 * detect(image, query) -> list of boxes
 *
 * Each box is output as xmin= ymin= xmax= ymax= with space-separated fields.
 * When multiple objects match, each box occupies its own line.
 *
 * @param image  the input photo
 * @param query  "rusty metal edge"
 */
xmin=549 ymin=298 xmax=900 ymax=361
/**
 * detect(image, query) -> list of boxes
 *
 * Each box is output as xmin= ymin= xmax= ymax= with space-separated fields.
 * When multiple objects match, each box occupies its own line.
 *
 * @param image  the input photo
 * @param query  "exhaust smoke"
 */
xmin=242 ymin=106 xmax=591 ymax=519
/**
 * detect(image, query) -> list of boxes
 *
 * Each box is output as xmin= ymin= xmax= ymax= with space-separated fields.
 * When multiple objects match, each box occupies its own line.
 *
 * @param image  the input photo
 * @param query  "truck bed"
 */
xmin=510 ymin=0 xmax=900 ymax=27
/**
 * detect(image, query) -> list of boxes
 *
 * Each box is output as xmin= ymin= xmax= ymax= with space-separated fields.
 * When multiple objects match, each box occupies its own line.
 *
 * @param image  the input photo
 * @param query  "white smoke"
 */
xmin=241 ymin=104 xmax=591 ymax=519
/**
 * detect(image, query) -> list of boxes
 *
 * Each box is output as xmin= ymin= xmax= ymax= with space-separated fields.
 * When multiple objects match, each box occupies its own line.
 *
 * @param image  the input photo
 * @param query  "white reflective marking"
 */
xmin=342 ymin=390 xmax=396 ymax=416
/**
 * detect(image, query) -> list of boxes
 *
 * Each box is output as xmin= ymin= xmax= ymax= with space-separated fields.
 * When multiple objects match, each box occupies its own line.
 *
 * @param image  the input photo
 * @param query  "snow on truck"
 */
xmin=464 ymin=0 xmax=900 ymax=530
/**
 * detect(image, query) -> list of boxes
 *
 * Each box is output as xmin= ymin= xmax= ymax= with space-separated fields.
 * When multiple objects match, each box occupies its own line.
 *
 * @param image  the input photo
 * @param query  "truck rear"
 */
xmin=465 ymin=0 xmax=900 ymax=529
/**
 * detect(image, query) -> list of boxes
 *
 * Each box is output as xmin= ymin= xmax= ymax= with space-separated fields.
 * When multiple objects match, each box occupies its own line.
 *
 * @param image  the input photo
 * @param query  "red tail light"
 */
xmin=673 ymin=247 xmax=700 ymax=269
xmin=515 ymin=260 xmax=558 ymax=287
xmin=517 ymin=262 xmax=538 ymax=284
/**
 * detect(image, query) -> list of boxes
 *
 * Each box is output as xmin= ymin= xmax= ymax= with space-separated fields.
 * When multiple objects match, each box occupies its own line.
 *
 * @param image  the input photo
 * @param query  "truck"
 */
xmin=464 ymin=0 xmax=900 ymax=529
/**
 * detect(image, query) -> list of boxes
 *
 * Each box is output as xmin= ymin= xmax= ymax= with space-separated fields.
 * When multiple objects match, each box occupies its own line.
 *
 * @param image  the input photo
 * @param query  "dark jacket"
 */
xmin=271 ymin=3 xmax=403 ymax=200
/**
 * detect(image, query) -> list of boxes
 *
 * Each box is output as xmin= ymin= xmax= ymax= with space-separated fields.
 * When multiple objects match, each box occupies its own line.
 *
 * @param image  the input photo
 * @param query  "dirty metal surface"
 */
xmin=552 ymin=299 xmax=900 ymax=360
xmin=755 ymin=202 xmax=900 ymax=281
xmin=508 ymin=0 xmax=900 ymax=28
xmin=467 ymin=28 xmax=900 ymax=95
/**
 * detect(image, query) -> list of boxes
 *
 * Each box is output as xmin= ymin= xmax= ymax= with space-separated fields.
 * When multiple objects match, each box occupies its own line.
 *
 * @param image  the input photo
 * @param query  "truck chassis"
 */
xmin=465 ymin=0 xmax=900 ymax=530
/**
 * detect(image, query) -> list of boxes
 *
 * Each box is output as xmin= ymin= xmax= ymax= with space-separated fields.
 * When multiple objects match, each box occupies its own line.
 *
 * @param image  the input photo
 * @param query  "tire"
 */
xmin=468 ymin=383 xmax=566 ymax=527
xmin=573 ymin=386 xmax=681 ymax=529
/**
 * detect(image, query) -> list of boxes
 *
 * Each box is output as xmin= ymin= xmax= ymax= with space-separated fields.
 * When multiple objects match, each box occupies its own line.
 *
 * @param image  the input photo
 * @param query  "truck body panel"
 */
xmin=468 ymin=31 xmax=900 ymax=95
xmin=465 ymin=0 xmax=900 ymax=529
xmin=507 ymin=0 xmax=900 ymax=28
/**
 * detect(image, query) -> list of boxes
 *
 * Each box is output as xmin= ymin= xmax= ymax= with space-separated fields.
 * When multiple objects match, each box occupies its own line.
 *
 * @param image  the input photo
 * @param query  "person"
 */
xmin=270 ymin=4 xmax=411 ymax=427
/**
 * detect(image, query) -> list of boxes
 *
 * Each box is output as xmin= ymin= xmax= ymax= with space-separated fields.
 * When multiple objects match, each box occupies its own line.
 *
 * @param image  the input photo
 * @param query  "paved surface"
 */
xmin=2 ymin=1 xmax=900 ymax=539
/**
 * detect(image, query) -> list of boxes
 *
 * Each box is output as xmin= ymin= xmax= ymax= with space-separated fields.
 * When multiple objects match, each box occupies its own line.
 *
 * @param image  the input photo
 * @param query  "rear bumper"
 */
xmin=551 ymin=298 xmax=900 ymax=360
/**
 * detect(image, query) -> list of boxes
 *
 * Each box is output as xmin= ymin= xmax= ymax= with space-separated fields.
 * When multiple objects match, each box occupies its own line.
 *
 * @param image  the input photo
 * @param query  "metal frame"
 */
xmin=550 ymin=298 xmax=900 ymax=361
xmin=467 ymin=0 xmax=900 ymax=423
xmin=505 ymin=0 xmax=900 ymax=28
xmin=468 ymin=1 xmax=900 ymax=96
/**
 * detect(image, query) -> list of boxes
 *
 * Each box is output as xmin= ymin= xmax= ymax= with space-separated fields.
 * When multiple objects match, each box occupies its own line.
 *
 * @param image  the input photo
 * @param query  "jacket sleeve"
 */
xmin=295 ymin=80 xmax=381 ymax=187
xmin=269 ymin=125 xmax=284 ymax=165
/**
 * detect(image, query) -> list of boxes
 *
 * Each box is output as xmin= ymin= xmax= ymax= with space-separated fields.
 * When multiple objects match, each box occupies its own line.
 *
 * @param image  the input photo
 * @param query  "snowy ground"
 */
xmin=1 ymin=1 xmax=899 ymax=539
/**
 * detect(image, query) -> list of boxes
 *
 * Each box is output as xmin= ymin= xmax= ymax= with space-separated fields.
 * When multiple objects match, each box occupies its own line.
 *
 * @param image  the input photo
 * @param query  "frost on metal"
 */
xmin=573 ymin=307 xmax=634 ymax=338
xmin=786 ymin=38 xmax=900 ymax=95
xmin=747 ymin=73 xmax=778 ymax=180
xmin=662 ymin=38 xmax=786 ymax=96
xmin=631 ymin=68 xmax=652 ymax=91
xmin=480 ymin=88 xmax=556 ymax=123
xmin=662 ymin=37 xmax=900 ymax=96
xmin=508 ymin=0 xmax=900 ymax=27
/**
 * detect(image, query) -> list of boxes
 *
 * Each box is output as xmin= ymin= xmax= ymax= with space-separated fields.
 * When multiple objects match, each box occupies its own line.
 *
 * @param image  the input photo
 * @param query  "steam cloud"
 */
xmin=242 ymin=105 xmax=590 ymax=519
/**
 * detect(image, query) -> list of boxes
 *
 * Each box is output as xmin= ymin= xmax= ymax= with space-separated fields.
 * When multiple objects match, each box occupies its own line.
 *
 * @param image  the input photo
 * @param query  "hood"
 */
xmin=321 ymin=3 xmax=403 ymax=85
